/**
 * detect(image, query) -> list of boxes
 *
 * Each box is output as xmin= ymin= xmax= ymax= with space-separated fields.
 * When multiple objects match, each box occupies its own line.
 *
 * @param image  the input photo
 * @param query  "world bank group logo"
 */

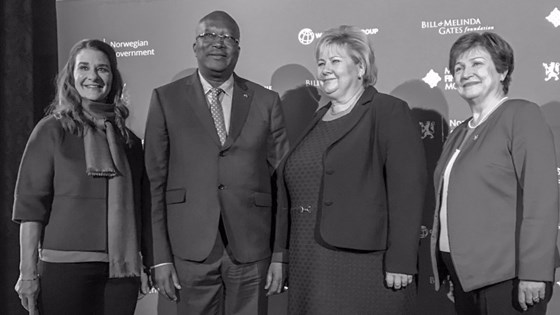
xmin=546 ymin=7 xmax=560 ymax=27
xmin=298 ymin=28 xmax=317 ymax=45
xmin=298 ymin=27 xmax=379 ymax=45
xmin=421 ymin=67 xmax=456 ymax=90
xmin=421 ymin=17 xmax=494 ymax=35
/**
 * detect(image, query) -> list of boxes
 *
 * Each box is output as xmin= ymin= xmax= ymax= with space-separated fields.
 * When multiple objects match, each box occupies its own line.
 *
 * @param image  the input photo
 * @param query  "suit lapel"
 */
xmin=292 ymin=107 xmax=325 ymax=149
xmin=280 ymin=86 xmax=377 ymax=180
xmin=185 ymin=73 xmax=222 ymax=146
xmin=433 ymin=123 xmax=467 ymax=188
xmin=283 ymin=86 xmax=379 ymax=165
xmin=223 ymin=75 xmax=252 ymax=149
xmin=324 ymin=86 xmax=377 ymax=146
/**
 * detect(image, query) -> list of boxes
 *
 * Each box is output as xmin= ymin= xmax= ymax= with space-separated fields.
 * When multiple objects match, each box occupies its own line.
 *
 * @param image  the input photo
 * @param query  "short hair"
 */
xmin=449 ymin=32 xmax=514 ymax=94
xmin=315 ymin=25 xmax=378 ymax=86
xmin=197 ymin=11 xmax=240 ymax=40
xmin=48 ymin=39 xmax=131 ymax=144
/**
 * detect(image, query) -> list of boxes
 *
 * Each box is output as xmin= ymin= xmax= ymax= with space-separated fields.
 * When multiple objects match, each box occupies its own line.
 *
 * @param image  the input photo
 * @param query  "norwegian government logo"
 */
xmin=421 ymin=17 xmax=494 ymax=35
xmin=546 ymin=7 xmax=560 ymax=27
xmin=419 ymin=121 xmax=435 ymax=140
xmin=298 ymin=27 xmax=379 ymax=45
xmin=543 ymin=62 xmax=560 ymax=82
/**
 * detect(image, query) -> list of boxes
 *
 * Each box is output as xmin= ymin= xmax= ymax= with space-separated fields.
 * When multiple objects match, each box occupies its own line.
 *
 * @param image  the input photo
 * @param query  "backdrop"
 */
xmin=56 ymin=0 xmax=560 ymax=314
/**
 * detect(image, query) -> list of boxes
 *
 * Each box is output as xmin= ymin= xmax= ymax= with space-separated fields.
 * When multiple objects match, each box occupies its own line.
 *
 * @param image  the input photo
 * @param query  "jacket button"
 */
xmin=218 ymin=185 xmax=225 ymax=190
xmin=219 ymin=151 xmax=227 ymax=157
xmin=324 ymin=201 xmax=333 ymax=206
xmin=326 ymin=170 xmax=334 ymax=175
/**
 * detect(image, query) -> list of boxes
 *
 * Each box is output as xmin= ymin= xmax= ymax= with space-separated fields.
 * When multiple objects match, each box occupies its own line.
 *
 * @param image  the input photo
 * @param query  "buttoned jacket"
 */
xmin=277 ymin=86 xmax=427 ymax=274
xmin=144 ymin=72 xmax=289 ymax=266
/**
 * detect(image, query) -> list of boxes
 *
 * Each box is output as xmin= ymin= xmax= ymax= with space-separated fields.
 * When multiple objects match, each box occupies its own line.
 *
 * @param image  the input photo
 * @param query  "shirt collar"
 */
xmin=198 ymin=70 xmax=234 ymax=97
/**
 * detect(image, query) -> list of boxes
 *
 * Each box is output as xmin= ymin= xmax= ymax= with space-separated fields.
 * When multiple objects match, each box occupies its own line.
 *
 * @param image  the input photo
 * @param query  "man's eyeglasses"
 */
xmin=196 ymin=32 xmax=239 ymax=46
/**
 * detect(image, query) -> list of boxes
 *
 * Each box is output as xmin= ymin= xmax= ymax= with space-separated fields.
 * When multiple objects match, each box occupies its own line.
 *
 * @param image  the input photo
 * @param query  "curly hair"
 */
xmin=47 ymin=39 xmax=131 ymax=144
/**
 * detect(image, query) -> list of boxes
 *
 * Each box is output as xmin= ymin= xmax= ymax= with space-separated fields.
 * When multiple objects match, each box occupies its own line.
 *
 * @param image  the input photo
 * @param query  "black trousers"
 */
xmin=38 ymin=261 xmax=140 ymax=315
xmin=441 ymin=252 xmax=552 ymax=315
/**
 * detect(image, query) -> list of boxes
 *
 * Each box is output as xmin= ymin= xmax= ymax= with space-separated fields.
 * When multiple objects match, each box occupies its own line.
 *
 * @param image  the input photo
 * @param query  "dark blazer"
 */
xmin=430 ymin=99 xmax=559 ymax=292
xmin=277 ymin=86 xmax=427 ymax=274
xmin=12 ymin=116 xmax=145 ymax=252
xmin=144 ymin=72 xmax=289 ymax=266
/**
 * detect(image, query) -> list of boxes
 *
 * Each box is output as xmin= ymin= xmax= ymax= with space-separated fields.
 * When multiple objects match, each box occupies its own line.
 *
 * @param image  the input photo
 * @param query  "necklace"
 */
xmin=329 ymin=88 xmax=364 ymax=116
xmin=330 ymin=103 xmax=354 ymax=116
xmin=468 ymin=97 xmax=508 ymax=129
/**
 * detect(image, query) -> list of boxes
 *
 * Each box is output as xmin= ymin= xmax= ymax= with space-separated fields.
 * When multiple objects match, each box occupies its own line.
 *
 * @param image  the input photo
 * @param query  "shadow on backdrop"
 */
xmin=271 ymin=64 xmax=320 ymax=144
xmin=172 ymin=68 xmax=197 ymax=82
xmin=390 ymin=80 xmax=454 ymax=315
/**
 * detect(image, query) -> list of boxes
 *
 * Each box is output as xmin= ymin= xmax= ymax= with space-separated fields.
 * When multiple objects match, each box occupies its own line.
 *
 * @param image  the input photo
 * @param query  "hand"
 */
xmin=444 ymin=277 xmax=455 ymax=303
xmin=264 ymin=262 xmax=286 ymax=296
xmin=15 ymin=275 xmax=40 ymax=315
xmin=518 ymin=280 xmax=546 ymax=311
xmin=138 ymin=267 xmax=151 ymax=299
xmin=152 ymin=264 xmax=181 ymax=302
xmin=385 ymin=272 xmax=413 ymax=290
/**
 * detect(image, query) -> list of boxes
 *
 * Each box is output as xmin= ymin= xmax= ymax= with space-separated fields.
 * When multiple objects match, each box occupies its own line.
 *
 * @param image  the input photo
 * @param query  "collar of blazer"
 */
xmin=279 ymin=85 xmax=379 ymax=175
xmin=295 ymin=85 xmax=377 ymax=146
xmin=184 ymin=72 xmax=254 ymax=149
xmin=433 ymin=121 xmax=469 ymax=190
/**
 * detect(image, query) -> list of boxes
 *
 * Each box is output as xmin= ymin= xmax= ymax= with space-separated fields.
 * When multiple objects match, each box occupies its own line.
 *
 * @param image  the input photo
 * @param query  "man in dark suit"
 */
xmin=144 ymin=10 xmax=289 ymax=315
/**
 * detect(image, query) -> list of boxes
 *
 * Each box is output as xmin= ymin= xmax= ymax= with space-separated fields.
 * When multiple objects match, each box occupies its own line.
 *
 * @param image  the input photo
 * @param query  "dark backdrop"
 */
xmin=0 ymin=1 xmax=58 ymax=314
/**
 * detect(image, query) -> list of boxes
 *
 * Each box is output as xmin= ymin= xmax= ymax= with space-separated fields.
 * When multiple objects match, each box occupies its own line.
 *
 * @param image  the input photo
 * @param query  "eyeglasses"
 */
xmin=196 ymin=32 xmax=239 ymax=46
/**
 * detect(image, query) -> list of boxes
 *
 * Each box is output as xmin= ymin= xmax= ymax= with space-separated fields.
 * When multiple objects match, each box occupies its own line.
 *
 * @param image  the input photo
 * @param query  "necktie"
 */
xmin=208 ymin=87 xmax=227 ymax=145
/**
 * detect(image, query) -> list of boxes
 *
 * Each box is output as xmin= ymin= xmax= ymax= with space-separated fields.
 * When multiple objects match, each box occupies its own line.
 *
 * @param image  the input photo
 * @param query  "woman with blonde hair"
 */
xmin=278 ymin=25 xmax=427 ymax=314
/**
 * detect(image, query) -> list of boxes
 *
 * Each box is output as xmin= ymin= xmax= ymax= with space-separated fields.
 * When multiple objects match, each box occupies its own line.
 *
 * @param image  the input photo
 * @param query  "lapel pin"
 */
xmin=473 ymin=135 xmax=478 ymax=140
xmin=243 ymin=93 xmax=248 ymax=98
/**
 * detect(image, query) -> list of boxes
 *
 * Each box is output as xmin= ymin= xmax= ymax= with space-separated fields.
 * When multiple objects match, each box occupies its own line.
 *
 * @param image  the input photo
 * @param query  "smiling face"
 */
xmin=73 ymin=48 xmax=113 ymax=102
xmin=453 ymin=46 xmax=506 ymax=105
xmin=316 ymin=45 xmax=364 ymax=102
xmin=193 ymin=13 xmax=240 ymax=85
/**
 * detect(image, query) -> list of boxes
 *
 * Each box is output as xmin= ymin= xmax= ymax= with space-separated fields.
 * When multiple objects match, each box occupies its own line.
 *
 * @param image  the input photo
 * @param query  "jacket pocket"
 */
xmin=253 ymin=192 xmax=272 ymax=207
xmin=166 ymin=188 xmax=186 ymax=205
